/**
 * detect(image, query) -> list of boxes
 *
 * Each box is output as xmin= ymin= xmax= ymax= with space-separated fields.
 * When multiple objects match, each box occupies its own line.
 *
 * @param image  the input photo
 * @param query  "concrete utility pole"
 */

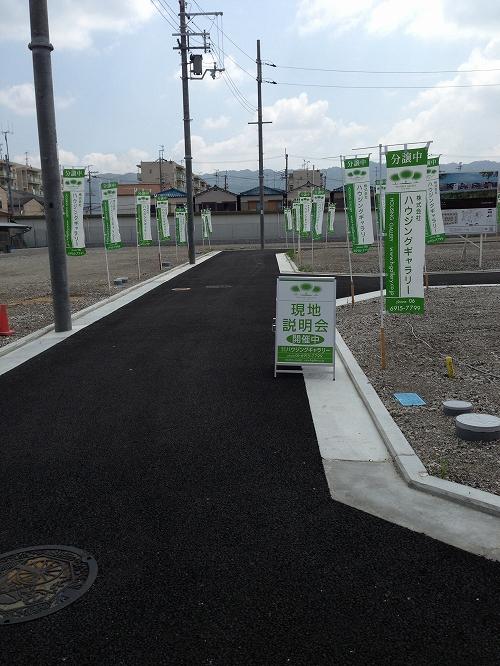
xmin=175 ymin=1 xmax=223 ymax=264
xmin=284 ymin=149 xmax=288 ymax=207
xmin=179 ymin=0 xmax=195 ymax=264
xmin=248 ymin=40 xmax=272 ymax=250
xmin=86 ymin=165 xmax=98 ymax=215
xmin=29 ymin=0 xmax=72 ymax=332
xmin=2 ymin=130 xmax=15 ymax=219
xmin=159 ymin=145 xmax=165 ymax=190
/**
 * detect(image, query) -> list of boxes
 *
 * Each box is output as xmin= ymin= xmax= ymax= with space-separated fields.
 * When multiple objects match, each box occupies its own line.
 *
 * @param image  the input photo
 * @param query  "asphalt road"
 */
xmin=1 ymin=251 xmax=498 ymax=665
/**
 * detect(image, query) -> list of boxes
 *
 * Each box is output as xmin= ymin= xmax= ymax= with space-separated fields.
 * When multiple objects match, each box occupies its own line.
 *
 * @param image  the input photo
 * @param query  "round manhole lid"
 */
xmin=0 ymin=545 xmax=97 ymax=625
xmin=442 ymin=400 xmax=473 ymax=415
xmin=456 ymin=413 xmax=500 ymax=432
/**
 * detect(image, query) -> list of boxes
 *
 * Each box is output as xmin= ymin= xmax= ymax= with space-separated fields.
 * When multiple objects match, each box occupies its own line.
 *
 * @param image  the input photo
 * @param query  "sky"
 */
xmin=2 ymin=0 xmax=500 ymax=177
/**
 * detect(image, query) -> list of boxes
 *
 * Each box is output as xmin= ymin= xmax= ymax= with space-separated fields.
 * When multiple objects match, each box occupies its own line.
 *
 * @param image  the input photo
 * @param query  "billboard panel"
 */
xmin=439 ymin=171 xmax=498 ymax=235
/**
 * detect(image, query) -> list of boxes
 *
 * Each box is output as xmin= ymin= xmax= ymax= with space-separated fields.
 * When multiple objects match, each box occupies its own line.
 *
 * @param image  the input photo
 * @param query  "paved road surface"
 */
xmin=1 ymin=251 xmax=498 ymax=664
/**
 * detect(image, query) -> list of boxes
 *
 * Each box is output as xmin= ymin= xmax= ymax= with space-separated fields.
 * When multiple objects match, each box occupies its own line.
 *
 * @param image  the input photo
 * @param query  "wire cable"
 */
xmin=268 ymin=63 xmax=500 ymax=75
xmin=271 ymin=81 xmax=500 ymax=90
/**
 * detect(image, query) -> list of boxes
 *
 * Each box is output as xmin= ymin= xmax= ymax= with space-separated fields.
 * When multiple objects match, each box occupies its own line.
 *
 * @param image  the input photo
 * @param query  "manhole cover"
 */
xmin=205 ymin=285 xmax=232 ymax=289
xmin=0 ymin=546 xmax=97 ymax=625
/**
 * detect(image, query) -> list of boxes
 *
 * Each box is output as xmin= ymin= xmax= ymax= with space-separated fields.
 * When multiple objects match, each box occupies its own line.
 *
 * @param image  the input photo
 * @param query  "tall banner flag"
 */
xmin=298 ymin=191 xmax=312 ymax=238
xmin=385 ymin=146 xmax=428 ymax=314
xmin=327 ymin=203 xmax=336 ymax=232
xmin=425 ymin=157 xmax=445 ymax=244
xmin=201 ymin=209 xmax=211 ymax=239
xmin=292 ymin=200 xmax=301 ymax=232
xmin=156 ymin=194 xmax=170 ymax=241
xmin=136 ymin=190 xmax=153 ymax=246
xmin=176 ymin=207 xmax=187 ymax=245
xmin=63 ymin=168 xmax=86 ymax=256
xmin=375 ymin=179 xmax=386 ymax=233
xmin=343 ymin=157 xmax=374 ymax=254
xmin=206 ymin=209 xmax=213 ymax=235
xmin=311 ymin=188 xmax=326 ymax=239
xmin=284 ymin=207 xmax=293 ymax=232
xmin=101 ymin=182 xmax=122 ymax=250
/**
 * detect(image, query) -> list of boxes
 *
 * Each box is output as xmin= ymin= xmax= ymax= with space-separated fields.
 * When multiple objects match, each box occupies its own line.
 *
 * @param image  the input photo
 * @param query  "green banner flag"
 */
xmin=298 ymin=191 xmax=312 ymax=238
xmin=343 ymin=157 xmax=374 ymax=254
xmin=384 ymin=146 xmax=428 ymax=314
xmin=63 ymin=168 xmax=86 ymax=256
xmin=327 ymin=203 xmax=336 ymax=232
xmin=101 ymin=182 xmax=122 ymax=250
xmin=176 ymin=207 xmax=187 ymax=245
xmin=425 ymin=156 xmax=445 ymax=244
xmin=136 ymin=190 xmax=153 ymax=246
xmin=292 ymin=200 xmax=301 ymax=232
xmin=156 ymin=194 xmax=170 ymax=241
xmin=311 ymin=188 xmax=326 ymax=239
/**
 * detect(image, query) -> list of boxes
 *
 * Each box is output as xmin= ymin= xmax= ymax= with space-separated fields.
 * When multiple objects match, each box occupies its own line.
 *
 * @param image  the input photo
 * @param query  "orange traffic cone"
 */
xmin=0 ymin=304 xmax=14 ymax=336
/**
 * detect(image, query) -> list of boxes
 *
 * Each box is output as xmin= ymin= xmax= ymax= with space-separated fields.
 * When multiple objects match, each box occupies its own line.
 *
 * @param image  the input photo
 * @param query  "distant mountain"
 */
xmin=85 ymin=162 xmax=500 ymax=204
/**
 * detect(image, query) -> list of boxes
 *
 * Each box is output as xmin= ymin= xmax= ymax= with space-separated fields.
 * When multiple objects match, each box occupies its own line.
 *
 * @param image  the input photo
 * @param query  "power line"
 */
xmin=149 ymin=0 xmax=178 ymax=30
xmin=270 ymin=80 xmax=500 ymax=90
xmin=191 ymin=0 xmax=254 ymax=62
xmin=267 ymin=63 xmax=500 ymax=75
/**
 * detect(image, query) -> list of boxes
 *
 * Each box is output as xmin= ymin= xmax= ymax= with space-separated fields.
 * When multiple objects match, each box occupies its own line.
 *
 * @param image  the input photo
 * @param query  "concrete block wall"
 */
xmin=19 ymin=211 xmax=353 ymax=248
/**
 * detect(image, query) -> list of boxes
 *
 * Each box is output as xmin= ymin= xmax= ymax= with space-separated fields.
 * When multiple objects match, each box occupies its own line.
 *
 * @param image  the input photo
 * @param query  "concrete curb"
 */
xmin=275 ymin=252 xmax=500 ymax=518
xmin=336 ymin=332 xmax=500 ymax=518
xmin=0 ymin=251 xmax=220 ymax=359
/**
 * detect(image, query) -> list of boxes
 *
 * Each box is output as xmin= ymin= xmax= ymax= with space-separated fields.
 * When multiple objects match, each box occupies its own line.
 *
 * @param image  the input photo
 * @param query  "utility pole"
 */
xmin=1 ymin=130 xmax=15 ymax=220
xmin=284 ymin=149 xmax=288 ymax=207
xmin=248 ymin=40 xmax=272 ymax=250
xmin=215 ymin=169 xmax=219 ymax=187
xmin=174 ymin=1 xmax=223 ymax=264
xmin=86 ymin=165 xmax=98 ymax=215
xmin=159 ymin=145 xmax=164 ymax=190
xmin=224 ymin=172 xmax=228 ymax=191
xmin=28 ymin=0 xmax=71 ymax=331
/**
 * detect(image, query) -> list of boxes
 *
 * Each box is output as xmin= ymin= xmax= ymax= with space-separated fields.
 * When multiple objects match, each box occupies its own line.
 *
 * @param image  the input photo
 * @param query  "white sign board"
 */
xmin=442 ymin=208 xmax=497 ymax=235
xmin=275 ymin=275 xmax=336 ymax=378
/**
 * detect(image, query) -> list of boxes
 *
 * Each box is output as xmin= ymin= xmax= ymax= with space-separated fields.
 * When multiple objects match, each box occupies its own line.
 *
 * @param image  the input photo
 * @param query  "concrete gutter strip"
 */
xmin=275 ymin=252 xmax=500 ymax=518
xmin=0 ymin=251 xmax=220 ymax=360
xmin=335 ymin=331 xmax=500 ymax=518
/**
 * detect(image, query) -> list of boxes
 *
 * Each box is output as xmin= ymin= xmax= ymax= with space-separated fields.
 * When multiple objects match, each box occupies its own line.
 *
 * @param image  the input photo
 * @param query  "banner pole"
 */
xmin=378 ymin=143 xmax=386 ymax=369
xmin=104 ymin=243 xmax=111 ymax=295
xmin=311 ymin=227 xmax=314 ymax=272
xmin=341 ymin=155 xmax=355 ymax=306
xmin=157 ymin=218 xmax=162 ymax=271
xmin=479 ymin=233 xmax=483 ymax=268
xmin=135 ymin=188 xmax=141 ymax=280
xmin=101 ymin=208 xmax=112 ymax=295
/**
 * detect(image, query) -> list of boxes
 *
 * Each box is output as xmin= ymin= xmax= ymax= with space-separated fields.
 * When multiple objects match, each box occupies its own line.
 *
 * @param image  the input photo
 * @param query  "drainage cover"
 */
xmin=0 ymin=545 xmax=97 ymax=625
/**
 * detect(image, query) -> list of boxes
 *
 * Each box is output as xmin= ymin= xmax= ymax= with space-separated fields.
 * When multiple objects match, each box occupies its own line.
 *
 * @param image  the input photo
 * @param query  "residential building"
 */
xmin=116 ymin=183 xmax=186 ymax=214
xmin=194 ymin=185 xmax=238 ymax=212
xmin=0 ymin=186 xmax=7 ymax=215
xmin=239 ymin=186 xmax=285 ymax=212
xmin=137 ymin=160 xmax=208 ymax=194
xmin=0 ymin=160 xmax=43 ymax=196
xmin=288 ymin=168 xmax=324 ymax=192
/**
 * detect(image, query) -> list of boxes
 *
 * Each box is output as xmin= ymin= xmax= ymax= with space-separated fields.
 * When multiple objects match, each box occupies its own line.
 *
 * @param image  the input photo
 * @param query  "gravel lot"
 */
xmin=337 ymin=286 xmax=500 ymax=495
xmin=296 ymin=237 xmax=500 ymax=273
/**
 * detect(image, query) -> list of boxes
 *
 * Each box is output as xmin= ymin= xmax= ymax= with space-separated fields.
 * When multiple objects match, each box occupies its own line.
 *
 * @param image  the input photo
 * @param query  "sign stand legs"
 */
xmin=103 ymin=244 xmax=111 ymax=296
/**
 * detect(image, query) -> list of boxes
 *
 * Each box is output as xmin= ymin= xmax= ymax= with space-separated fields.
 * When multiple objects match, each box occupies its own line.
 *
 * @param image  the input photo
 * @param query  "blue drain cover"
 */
xmin=393 ymin=392 xmax=426 ymax=406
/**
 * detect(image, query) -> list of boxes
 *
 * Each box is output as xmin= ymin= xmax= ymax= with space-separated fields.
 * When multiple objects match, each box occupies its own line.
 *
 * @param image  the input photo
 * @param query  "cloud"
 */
xmin=172 ymin=93 xmax=367 ymax=170
xmin=295 ymin=0 xmax=500 ymax=40
xmin=203 ymin=115 xmax=231 ymax=130
xmin=0 ymin=83 xmax=74 ymax=116
xmin=22 ymin=148 xmax=151 ymax=173
xmin=380 ymin=39 xmax=500 ymax=157
xmin=0 ymin=0 xmax=155 ymax=50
